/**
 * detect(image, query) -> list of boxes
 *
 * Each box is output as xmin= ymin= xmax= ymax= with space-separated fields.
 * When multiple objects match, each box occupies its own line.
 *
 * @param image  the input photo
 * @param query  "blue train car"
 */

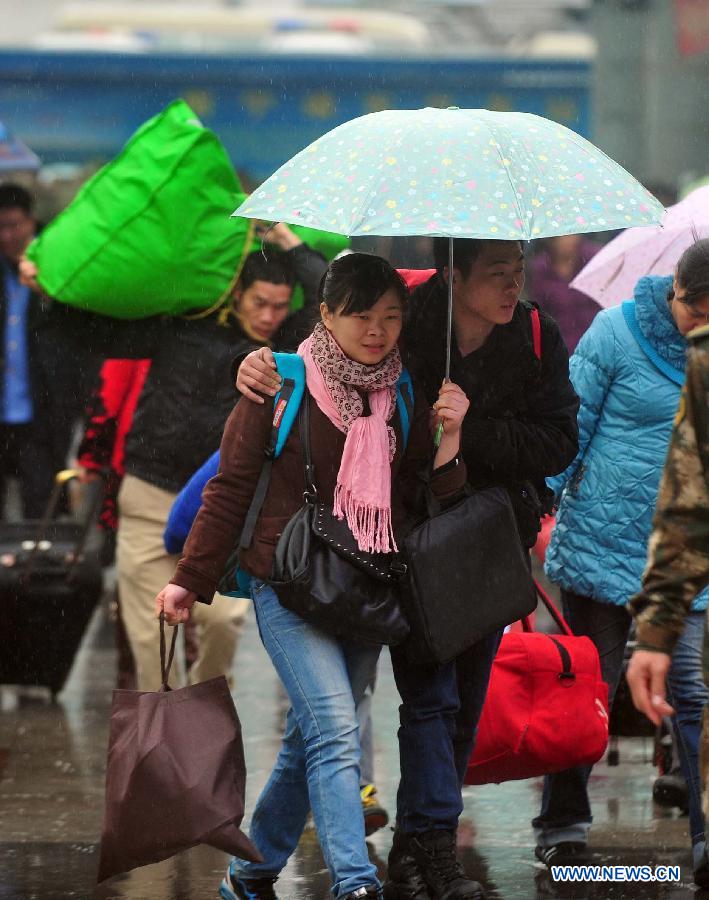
xmin=0 ymin=50 xmax=590 ymax=181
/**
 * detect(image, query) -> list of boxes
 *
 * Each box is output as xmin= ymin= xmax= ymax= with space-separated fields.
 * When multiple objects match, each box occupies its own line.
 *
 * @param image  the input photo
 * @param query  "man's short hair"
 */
xmin=240 ymin=249 xmax=296 ymax=291
xmin=0 ymin=183 xmax=34 ymax=216
xmin=432 ymin=238 xmax=485 ymax=279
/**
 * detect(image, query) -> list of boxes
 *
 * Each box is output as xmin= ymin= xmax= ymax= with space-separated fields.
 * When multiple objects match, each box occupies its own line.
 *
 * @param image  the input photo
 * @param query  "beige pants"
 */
xmin=117 ymin=473 xmax=248 ymax=692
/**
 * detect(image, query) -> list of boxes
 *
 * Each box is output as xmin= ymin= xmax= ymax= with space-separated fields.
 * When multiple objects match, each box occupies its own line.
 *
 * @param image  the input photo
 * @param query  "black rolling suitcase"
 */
xmin=0 ymin=469 xmax=103 ymax=696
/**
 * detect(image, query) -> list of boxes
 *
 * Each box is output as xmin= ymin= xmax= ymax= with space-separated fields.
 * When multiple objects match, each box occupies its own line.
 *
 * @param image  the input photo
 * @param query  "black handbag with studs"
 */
xmin=268 ymin=394 xmax=409 ymax=646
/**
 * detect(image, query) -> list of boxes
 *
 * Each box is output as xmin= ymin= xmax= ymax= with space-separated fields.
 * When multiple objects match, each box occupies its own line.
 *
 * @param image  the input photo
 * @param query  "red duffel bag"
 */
xmin=465 ymin=582 xmax=609 ymax=785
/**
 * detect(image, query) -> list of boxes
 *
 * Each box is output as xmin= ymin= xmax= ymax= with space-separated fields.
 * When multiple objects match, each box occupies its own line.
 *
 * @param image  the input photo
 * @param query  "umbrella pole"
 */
xmin=435 ymin=237 xmax=454 ymax=450
xmin=445 ymin=236 xmax=454 ymax=381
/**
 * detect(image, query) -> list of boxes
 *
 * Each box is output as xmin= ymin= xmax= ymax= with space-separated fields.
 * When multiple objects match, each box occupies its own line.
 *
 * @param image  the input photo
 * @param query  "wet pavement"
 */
xmin=0 ymin=598 xmax=704 ymax=900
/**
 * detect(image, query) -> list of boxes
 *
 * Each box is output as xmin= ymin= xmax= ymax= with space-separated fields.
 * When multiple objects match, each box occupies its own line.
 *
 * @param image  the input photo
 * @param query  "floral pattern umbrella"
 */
xmin=234 ymin=107 xmax=663 ymax=384
xmin=234 ymin=107 xmax=663 ymax=239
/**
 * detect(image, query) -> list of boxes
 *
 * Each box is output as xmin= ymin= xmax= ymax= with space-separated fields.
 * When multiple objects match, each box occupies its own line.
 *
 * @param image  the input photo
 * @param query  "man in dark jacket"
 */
xmin=234 ymin=237 xmax=579 ymax=899
xmin=382 ymin=238 xmax=579 ymax=900
xmin=0 ymin=184 xmax=95 ymax=517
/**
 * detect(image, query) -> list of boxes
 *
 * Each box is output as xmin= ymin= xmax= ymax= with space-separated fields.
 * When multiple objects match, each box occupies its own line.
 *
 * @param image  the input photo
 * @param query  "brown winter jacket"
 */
xmin=172 ymin=388 xmax=466 ymax=602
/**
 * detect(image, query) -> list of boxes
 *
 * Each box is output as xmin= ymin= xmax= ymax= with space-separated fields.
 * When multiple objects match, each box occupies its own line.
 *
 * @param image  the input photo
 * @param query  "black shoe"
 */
xmin=534 ymin=843 xmax=591 ymax=870
xmin=653 ymin=769 xmax=689 ymax=812
xmin=408 ymin=829 xmax=485 ymax=900
xmin=342 ymin=888 xmax=382 ymax=899
xmin=383 ymin=830 xmax=431 ymax=899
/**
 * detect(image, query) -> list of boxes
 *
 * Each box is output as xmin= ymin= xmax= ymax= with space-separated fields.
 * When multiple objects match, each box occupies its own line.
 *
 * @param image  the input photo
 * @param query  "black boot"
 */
xmin=408 ymin=829 xmax=485 ymax=900
xmin=383 ymin=830 xmax=431 ymax=899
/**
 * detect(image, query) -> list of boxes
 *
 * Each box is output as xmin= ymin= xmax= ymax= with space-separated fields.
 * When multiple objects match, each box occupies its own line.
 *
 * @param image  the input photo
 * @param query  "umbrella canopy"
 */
xmin=0 ymin=121 xmax=40 ymax=172
xmin=234 ymin=107 xmax=663 ymax=239
xmin=570 ymin=185 xmax=709 ymax=307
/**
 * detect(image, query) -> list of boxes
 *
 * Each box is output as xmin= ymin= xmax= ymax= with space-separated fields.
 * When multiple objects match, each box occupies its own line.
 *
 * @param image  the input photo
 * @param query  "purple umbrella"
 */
xmin=0 ymin=120 xmax=40 ymax=172
xmin=570 ymin=185 xmax=709 ymax=307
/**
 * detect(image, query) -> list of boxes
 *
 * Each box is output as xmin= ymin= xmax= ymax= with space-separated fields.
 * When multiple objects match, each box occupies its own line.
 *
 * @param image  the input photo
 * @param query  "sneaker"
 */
xmin=361 ymin=783 xmax=390 ymax=836
xmin=342 ymin=887 xmax=382 ymax=899
xmin=219 ymin=864 xmax=279 ymax=900
xmin=535 ymin=843 xmax=591 ymax=870
xmin=693 ymin=843 xmax=709 ymax=890
xmin=409 ymin=829 xmax=485 ymax=900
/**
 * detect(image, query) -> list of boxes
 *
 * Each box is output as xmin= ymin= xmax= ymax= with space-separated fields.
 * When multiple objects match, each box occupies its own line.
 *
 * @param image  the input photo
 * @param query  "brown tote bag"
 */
xmin=97 ymin=615 xmax=262 ymax=883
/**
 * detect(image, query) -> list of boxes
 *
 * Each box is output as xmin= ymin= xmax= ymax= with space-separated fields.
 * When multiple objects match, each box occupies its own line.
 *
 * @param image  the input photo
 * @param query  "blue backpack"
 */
xmin=164 ymin=352 xmax=414 ymax=597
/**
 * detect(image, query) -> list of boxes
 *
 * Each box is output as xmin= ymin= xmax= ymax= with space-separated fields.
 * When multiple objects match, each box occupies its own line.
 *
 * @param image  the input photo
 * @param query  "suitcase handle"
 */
xmin=21 ymin=468 xmax=105 ymax=580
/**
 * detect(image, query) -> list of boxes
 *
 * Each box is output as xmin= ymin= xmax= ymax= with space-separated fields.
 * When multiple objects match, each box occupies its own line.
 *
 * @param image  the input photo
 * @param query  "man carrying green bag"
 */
xmin=24 ymin=223 xmax=327 ymax=691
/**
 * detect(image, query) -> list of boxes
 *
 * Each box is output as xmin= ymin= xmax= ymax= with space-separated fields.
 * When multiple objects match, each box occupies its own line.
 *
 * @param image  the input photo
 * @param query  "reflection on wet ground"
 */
xmin=0 ymin=603 xmax=704 ymax=899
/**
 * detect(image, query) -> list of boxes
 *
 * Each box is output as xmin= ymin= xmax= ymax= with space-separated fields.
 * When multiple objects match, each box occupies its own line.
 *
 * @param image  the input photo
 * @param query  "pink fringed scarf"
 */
xmin=298 ymin=322 xmax=402 ymax=554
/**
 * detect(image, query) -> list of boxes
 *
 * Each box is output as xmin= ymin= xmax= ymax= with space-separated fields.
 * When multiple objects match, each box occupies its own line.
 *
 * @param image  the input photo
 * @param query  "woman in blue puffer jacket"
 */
xmin=533 ymin=239 xmax=709 ymax=884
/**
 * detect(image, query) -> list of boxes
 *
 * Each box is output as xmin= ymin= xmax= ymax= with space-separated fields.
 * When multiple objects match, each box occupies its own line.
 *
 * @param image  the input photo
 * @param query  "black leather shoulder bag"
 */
xmin=268 ymin=393 xmax=410 ymax=646
xmin=402 ymin=484 xmax=537 ymax=665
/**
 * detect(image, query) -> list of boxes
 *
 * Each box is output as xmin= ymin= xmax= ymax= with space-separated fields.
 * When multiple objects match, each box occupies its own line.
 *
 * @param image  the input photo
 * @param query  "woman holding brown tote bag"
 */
xmin=156 ymin=253 xmax=469 ymax=900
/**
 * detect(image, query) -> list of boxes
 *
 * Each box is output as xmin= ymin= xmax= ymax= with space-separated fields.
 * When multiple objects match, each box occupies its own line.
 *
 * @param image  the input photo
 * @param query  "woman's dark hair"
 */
xmin=676 ymin=238 xmax=709 ymax=306
xmin=319 ymin=252 xmax=408 ymax=315
xmin=240 ymin=248 xmax=296 ymax=291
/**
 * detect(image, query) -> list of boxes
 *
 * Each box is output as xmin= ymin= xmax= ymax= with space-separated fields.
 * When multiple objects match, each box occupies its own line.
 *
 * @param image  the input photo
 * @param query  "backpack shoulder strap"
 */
xmin=239 ymin=353 xmax=305 ymax=550
xmin=396 ymin=367 xmax=413 ymax=451
xmin=271 ymin=353 xmax=306 ymax=457
xmin=530 ymin=307 xmax=542 ymax=361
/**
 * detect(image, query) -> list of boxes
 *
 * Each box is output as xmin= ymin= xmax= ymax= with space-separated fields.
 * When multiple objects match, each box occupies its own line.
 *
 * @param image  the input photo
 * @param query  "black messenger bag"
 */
xmin=402 ymin=485 xmax=537 ymax=665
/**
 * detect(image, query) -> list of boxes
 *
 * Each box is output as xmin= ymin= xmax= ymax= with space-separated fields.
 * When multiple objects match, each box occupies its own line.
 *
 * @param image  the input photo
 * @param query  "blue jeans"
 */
xmin=533 ymin=591 xmax=632 ymax=847
xmin=390 ymin=630 xmax=502 ymax=833
xmin=235 ymin=580 xmax=381 ymax=898
xmin=667 ymin=611 xmax=709 ymax=847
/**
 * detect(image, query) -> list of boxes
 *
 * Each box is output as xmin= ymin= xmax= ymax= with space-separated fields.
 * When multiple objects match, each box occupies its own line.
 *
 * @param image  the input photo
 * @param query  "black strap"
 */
xmin=298 ymin=389 xmax=317 ymax=501
xmin=549 ymin=636 xmax=575 ymax=681
xmin=240 ymin=378 xmax=296 ymax=550
xmin=399 ymin=379 xmax=414 ymax=425
xmin=159 ymin=613 xmax=179 ymax=691
xmin=240 ymin=458 xmax=274 ymax=550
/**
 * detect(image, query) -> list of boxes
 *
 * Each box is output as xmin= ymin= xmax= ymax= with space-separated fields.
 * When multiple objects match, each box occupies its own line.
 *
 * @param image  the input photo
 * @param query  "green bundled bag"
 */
xmin=27 ymin=99 xmax=349 ymax=319
xmin=26 ymin=100 xmax=254 ymax=319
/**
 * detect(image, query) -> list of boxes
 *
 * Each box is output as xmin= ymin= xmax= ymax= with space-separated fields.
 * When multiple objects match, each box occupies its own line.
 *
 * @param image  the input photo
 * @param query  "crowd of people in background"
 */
xmin=3 ymin=174 xmax=709 ymax=898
